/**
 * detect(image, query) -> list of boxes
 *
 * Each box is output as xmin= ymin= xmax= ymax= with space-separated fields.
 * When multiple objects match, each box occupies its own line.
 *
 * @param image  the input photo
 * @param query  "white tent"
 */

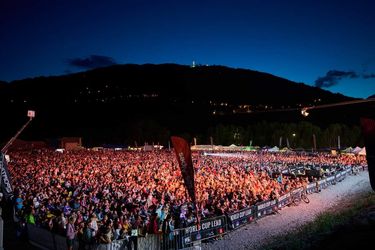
xmin=280 ymin=147 xmax=292 ymax=153
xmin=352 ymin=146 xmax=362 ymax=154
xmin=358 ymin=147 xmax=366 ymax=155
xmin=268 ymin=146 xmax=279 ymax=152
xmin=191 ymin=145 xmax=214 ymax=151
xmin=342 ymin=147 xmax=353 ymax=153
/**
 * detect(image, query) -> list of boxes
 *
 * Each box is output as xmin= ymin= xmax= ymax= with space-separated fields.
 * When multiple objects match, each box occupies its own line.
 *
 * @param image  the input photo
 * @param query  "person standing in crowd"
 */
xmin=77 ymin=221 xmax=85 ymax=250
xmin=99 ymin=221 xmax=113 ymax=244
xmin=89 ymin=213 xmax=98 ymax=237
xmin=66 ymin=216 xmax=76 ymax=250
xmin=128 ymin=214 xmax=142 ymax=250
xmin=162 ymin=214 xmax=172 ymax=248
xmin=82 ymin=221 xmax=93 ymax=249
xmin=147 ymin=212 xmax=159 ymax=234
xmin=15 ymin=194 xmax=24 ymax=211
xmin=25 ymin=207 xmax=36 ymax=225
xmin=168 ymin=216 xmax=175 ymax=242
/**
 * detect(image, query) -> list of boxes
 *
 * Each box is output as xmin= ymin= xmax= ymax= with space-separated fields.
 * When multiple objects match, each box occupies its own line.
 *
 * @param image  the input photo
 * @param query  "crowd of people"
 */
xmin=7 ymin=149 xmax=366 ymax=248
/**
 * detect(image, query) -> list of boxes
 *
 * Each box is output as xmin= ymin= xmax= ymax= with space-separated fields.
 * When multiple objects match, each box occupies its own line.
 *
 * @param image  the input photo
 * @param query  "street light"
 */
xmin=292 ymin=133 xmax=296 ymax=148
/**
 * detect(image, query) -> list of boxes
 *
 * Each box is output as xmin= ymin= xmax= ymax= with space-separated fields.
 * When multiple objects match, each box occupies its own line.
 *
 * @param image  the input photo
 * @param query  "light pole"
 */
xmin=313 ymin=134 xmax=317 ymax=152
xmin=2 ymin=110 xmax=35 ymax=153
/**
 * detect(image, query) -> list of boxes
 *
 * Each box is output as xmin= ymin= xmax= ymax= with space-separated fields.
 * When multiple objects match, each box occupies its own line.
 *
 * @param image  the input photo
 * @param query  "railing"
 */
xmin=26 ymin=167 xmax=354 ymax=250
xmin=227 ymin=206 xmax=255 ymax=230
xmin=27 ymin=223 xmax=79 ymax=250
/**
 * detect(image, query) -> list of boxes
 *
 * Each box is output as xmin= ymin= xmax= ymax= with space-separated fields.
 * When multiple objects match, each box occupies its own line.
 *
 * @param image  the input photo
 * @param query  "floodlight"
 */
xmin=27 ymin=110 xmax=35 ymax=118
xmin=301 ymin=108 xmax=309 ymax=117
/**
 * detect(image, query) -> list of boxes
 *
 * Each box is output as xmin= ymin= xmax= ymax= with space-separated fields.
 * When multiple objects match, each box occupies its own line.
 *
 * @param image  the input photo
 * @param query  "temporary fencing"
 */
xmin=277 ymin=192 xmax=291 ymax=208
xmin=227 ymin=206 xmax=255 ymax=230
xmin=27 ymin=223 xmax=79 ymax=250
xmin=256 ymin=199 xmax=278 ymax=218
xmin=306 ymin=182 xmax=317 ymax=194
xmin=290 ymin=187 xmax=303 ymax=203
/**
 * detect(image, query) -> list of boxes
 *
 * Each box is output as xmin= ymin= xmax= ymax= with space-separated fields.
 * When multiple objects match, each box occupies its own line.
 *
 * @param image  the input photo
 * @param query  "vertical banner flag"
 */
xmin=1 ymin=152 xmax=14 ymax=200
xmin=360 ymin=117 xmax=375 ymax=190
xmin=171 ymin=136 xmax=196 ymax=203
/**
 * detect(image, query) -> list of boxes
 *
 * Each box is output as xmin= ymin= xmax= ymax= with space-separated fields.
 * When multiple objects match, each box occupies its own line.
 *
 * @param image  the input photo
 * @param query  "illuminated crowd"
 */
xmin=8 ymin=149 xmax=366 ymax=245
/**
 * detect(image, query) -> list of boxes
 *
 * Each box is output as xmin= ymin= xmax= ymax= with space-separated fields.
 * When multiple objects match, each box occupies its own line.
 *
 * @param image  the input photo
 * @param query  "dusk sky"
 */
xmin=1 ymin=0 xmax=375 ymax=98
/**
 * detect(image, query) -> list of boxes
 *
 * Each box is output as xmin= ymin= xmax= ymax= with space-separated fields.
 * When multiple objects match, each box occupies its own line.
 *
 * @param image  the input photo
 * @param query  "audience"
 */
xmin=8 ymin=149 xmax=366 ymax=244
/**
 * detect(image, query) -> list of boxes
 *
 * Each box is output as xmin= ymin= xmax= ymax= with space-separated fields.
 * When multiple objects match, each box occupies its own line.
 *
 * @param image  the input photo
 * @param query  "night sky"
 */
xmin=1 ymin=0 xmax=375 ymax=98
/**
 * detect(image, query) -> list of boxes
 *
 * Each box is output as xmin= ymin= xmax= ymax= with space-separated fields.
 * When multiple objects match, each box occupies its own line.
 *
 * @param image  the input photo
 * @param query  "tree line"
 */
xmin=200 ymin=121 xmax=363 ymax=149
xmin=107 ymin=120 xmax=363 ymax=150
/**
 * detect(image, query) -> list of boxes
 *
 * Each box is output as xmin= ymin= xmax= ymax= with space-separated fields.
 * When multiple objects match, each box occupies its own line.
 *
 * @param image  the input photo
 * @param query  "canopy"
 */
xmin=280 ymin=147 xmax=292 ymax=153
xmin=358 ymin=147 xmax=366 ymax=155
xmin=341 ymin=147 xmax=353 ymax=153
xmin=352 ymin=146 xmax=362 ymax=154
xmin=268 ymin=146 xmax=279 ymax=152
xmin=244 ymin=146 xmax=257 ymax=151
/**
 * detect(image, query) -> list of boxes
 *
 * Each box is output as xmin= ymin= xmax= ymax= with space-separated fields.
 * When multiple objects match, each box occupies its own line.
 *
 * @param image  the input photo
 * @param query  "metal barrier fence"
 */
xmin=306 ymin=182 xmax=317 ymax=194
xmin=326 ymin=175 xmax=336 ymax=186
xmin=256 ymin=199 xmax=278 ymax=218
xmin=138 ymin=234 xmax=160 ymax=250
xmin=26 ymin=167 xmax=353 ymax=250
xmin=277 ymin=192 xmax=291 ymax=208
xmin=28 ymin=223 xmax=79 ymax=250
xmin=172 ymin=215 xmax=227 ymax=249
xmin=290 ymin=187 xmax=303 ymax=203
xmin=227 ymin=206 xmax=255 ymax=230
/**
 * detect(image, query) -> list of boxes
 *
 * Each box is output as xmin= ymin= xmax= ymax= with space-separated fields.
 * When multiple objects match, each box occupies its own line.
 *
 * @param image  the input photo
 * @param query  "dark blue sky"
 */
xmin=1 ymin=0 xmax=374 ymax=98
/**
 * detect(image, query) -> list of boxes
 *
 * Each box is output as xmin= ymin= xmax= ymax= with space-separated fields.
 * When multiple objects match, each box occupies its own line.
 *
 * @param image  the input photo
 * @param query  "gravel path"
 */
xmin=202 ymin=171 xmax=372 ymax=250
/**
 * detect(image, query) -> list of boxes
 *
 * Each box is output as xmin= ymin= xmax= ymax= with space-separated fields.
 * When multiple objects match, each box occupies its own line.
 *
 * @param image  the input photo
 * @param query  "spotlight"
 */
xmin=301 ymin=108 xmax=309 ymax=117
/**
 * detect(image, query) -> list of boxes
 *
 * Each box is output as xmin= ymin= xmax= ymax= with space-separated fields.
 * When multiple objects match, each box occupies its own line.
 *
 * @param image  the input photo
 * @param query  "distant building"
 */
xmin=60 ymin=137 xmax=82 ymax=150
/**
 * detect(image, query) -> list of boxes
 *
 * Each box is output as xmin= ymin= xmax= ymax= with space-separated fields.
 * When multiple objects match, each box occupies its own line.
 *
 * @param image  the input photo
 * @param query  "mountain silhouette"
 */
xmin=1 ymin=64 xmax=371 ymax=145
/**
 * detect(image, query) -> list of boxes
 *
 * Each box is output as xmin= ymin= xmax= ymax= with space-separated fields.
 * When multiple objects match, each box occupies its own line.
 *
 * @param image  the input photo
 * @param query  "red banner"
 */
xmin=171 ymin=136 xmax=196 ymax=203
xmin=360 ymin=117 xmax=375 ymax=190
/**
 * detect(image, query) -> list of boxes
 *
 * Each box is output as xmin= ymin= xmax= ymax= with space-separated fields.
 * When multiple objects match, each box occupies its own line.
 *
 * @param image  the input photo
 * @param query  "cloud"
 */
xmin=68 ymin=55 xmax=117 ymax=69
xmin=363 ymin=73 xmax=375 ymax=79
xmin=315 ymin=70 xmax=358 ymax=88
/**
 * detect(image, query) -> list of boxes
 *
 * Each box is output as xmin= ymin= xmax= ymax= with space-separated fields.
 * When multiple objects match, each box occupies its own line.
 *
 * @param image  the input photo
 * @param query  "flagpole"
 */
xmin=170 ymin=136 xmax=200 ymax=229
